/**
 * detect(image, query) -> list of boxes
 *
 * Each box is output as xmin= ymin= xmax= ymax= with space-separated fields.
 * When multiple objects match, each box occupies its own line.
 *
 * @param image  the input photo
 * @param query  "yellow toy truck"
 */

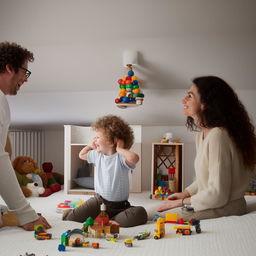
xmin=154 ymin=217 xmax=165 ymax=239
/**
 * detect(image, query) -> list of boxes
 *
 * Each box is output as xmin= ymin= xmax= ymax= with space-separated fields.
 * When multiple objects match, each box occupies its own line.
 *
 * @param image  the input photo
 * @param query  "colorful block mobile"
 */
xmin=115 ymin=64 xmax=144 ymax=108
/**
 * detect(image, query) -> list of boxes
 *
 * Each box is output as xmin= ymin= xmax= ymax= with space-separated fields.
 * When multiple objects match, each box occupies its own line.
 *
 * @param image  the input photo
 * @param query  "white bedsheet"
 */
xmin=1 ymin=191 xmax=256 ymax=256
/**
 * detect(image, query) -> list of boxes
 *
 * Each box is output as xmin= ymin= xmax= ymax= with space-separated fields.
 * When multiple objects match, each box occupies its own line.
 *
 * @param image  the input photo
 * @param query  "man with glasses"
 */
xmin=0 ymin=42 xmax=51 ymax=231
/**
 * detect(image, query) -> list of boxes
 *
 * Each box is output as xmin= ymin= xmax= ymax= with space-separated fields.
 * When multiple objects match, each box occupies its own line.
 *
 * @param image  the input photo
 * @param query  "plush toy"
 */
xmin=39 ymin=162 xmax=64 ymax=197
xmin=13 ymin=156 xmax=45 ymax=197
xmin=26 ymin=182 xmax=45 ymax=197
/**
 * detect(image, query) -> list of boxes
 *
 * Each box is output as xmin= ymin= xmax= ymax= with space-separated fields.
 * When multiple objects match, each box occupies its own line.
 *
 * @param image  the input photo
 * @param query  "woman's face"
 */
xmin=182 ymin=84 xmax=204 ymax=120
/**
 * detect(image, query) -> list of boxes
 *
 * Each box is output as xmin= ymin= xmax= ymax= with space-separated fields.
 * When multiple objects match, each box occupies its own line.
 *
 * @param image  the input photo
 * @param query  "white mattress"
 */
xmin=1 ymin=191 xmax=256 ymax=256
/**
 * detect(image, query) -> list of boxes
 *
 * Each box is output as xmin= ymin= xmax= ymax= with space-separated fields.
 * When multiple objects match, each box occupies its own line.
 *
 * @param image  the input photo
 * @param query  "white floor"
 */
xmin=1 ymin=190 xmax=256 ymax=256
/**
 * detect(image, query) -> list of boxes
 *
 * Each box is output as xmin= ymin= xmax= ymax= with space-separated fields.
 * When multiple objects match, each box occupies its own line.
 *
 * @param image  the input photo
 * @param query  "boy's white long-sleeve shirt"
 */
xmin=186 ymin=127 xmax=250 ymax=212
xmin=0 ymin=90 xmax=38 ymax=226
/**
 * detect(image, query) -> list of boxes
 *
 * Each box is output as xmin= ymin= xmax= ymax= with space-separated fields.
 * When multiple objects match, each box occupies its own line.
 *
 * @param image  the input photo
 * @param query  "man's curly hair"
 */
xmin=92 ymin=115 xmax=134 ymax=149
xmin=0 ymin=42 xmax=34 ymax=73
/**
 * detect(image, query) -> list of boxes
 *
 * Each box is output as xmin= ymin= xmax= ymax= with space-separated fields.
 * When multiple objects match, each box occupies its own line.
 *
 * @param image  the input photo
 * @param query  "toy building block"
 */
xmin=34 ymin=224 xmax=52 ymax=240
xmin=165 ymin=213 xmax=178 ymax=223
xmin=58 ymin=244 xmax=66 ymax=251
xmin=124 ymin=238 xmax=133 ymax=247
xmin=92 ymin=242 xmax=99 ymax=249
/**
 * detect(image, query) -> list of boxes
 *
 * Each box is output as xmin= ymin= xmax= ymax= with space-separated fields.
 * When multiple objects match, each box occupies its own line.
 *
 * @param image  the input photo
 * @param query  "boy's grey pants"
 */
xmin=63 ymin=193 xmax=147 ymax=227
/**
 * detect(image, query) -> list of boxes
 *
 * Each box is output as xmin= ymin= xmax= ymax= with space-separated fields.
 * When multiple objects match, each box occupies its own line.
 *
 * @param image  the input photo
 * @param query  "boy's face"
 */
xmin=93 ymin=129 xmax=114 ymax=154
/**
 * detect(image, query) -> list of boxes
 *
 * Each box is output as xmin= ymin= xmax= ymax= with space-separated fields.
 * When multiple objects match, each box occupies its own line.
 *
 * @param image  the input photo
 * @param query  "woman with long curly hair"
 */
xmin=156 ymin=76 xmax=256 ymax=220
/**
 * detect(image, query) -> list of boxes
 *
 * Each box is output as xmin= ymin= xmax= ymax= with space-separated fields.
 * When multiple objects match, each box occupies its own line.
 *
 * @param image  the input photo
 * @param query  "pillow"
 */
xmin=74 ymin=177 xmax=94 ymax=189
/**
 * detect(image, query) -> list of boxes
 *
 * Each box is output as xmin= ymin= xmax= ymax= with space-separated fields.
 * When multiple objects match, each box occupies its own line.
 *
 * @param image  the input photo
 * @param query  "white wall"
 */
xmin=12 ymin=89 xmax=256 ymax=190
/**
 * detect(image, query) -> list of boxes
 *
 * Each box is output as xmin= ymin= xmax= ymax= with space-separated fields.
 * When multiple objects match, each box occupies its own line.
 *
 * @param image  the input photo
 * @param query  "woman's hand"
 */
xmin=156 ymin=199 xmax=182 ymax=212
xmin=167 ymin=190 xmax=190 ymax=200
xmin=167 ymin=192 xmax=185 ymax=200
xmin=22 ymin=214 xmax=51 ymax=231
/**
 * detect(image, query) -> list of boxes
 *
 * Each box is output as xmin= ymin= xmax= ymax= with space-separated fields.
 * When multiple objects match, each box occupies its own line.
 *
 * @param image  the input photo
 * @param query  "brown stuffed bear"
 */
xmin=13 ymin=156 xmax=44 ymax=197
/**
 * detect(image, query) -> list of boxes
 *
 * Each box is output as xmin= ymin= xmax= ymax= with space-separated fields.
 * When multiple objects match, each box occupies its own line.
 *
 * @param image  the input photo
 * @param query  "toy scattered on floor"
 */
xmin=154 ymin=217 xmax=165 ymax=239
xmin=115 ymin=64 xmax=144 ymax=108
xmin=133 ymin=231 xmax=151 ymax=240
xmin=56 ymin=199 xmax=84 ymax=213
xmin=34 ymin=224 xmax=52 ymax=240
xmin=106 ymin=237 xmax=117 ymax=242
xmin=58 ymin=244 xmax=66 ymax=251
xmin=173 ymin=219 xmax=201 ymax=235
xmin=92 ymin=242 xmax=100 ymax=249
xmin=124 ymin=238 xmax=133 ymax=247
xmin=60 ymin=212 xmax=120 ymax=248
xmin=94 ymin=203 xmax=110 ymax=227
xmin=13 ymin=156 xmax=45 ymax=197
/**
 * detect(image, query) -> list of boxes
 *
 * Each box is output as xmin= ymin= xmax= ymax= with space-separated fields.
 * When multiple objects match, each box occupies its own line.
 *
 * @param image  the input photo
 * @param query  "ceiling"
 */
xmin=0 ymin=0 xmax=255 ymax=93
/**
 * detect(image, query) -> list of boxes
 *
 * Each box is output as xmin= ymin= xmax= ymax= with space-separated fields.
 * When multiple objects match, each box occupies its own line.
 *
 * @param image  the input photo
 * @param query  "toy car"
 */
xmin=133 ymin=231 xmax=150 ymax=240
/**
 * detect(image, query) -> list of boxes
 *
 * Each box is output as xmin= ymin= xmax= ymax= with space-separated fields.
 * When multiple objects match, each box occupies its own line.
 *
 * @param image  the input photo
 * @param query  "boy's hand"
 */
xmin=91 ymin=138 xmax=97 ymax=149
xmin=116 ymin=139 xmax=125 ymax=149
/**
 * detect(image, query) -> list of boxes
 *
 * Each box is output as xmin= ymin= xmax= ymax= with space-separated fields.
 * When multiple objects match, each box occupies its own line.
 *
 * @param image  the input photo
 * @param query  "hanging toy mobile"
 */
xmin=115 ymin=64 xmax=144 ymax=109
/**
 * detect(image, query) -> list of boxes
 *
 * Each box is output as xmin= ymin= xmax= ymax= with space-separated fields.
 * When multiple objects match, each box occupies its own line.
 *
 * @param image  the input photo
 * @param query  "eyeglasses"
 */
xmin=19 ymin=67 xmax=31 ymax=78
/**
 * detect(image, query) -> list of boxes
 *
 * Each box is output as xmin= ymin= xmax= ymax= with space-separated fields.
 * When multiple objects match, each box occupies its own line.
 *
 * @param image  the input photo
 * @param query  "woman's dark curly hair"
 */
xmin=186 ymin=76 xmax=256 ymax=171
xmin=0 ymin=42 xmax=34 ymax=73
xmin=92 ymin=115 xmax=134 ymax=149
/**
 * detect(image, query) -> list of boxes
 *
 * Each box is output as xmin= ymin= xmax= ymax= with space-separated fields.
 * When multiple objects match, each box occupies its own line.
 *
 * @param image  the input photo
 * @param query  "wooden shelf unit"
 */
xmin=151 ymin=143 xmax=184 ymax=198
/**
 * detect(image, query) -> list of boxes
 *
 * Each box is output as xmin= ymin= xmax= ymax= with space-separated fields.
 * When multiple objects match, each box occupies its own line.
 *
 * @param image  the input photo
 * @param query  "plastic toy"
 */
xmin=115 ymin=64 xmax=144 ymax=108
xmin=94 ymin=203 xmax=109 ymax=226
xmin=133 ymin=231 xmax=151 ymax=240
xmin=58 ymin=244 xmax=66 ymax=251
xmin=154 ymin=217 xmax=165 ymax=239
xmin=60 ymin=216 xmax=120 ymax=248
xmin=34 ymin=224 xmax=52 ymax=240
xmin=173 ymin=225 xmax=192 ymax=235
xmin=173 ymin=219 xmax=201 ymax=235
xmin=124 ymin=238 xmax=133 ymax=247
xmin=56 ymin=199 xmax=84 ymax=213
xmin=92 ymin=242 xmax=99 ymax=249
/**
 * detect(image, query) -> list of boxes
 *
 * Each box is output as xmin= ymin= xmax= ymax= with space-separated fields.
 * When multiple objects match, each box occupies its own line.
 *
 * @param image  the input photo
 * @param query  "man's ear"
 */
xmin=5 ymin=64 xmax=13 ymax=74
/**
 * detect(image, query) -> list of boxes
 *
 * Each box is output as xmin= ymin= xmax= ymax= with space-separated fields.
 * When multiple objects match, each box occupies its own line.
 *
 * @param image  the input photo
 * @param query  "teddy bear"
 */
xmin=39 ymin=162 xmax=64 ymax=197
xmin=26 ymin=182 xmax=45 ymax=197
xmin=13 ymin=156 xmax=45 ymax=197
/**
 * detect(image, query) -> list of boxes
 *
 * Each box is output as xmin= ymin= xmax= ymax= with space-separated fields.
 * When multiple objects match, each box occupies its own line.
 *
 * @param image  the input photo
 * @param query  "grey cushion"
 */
xmin=74 ymin=177 xmax=94 ymax=189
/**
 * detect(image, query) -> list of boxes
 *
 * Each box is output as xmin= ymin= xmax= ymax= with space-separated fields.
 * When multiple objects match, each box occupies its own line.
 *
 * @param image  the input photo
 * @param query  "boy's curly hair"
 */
xmin=0 ymin=41 xmax=34 ymax=73
xmin=92 ymin=115 xmax=134 ymax=149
